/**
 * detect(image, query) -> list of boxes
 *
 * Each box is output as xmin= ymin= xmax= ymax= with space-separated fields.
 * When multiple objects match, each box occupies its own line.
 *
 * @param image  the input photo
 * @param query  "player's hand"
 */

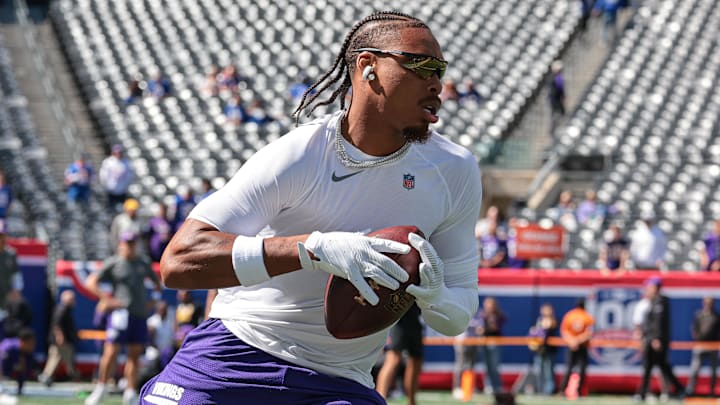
xmin=297 ymin=231 xmax=411 ymax=305
xmin=651 ymin=338 xmax=662 ymax=351
xmin=405 ymin=233 xmax=448 ymax=309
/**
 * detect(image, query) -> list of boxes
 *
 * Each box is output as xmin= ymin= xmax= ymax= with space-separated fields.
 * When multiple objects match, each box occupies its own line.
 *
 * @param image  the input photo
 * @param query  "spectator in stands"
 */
xmin=145 ymin=203 xmax=172 ymax=263
xmin=201 ymin=65 xmax=220 ymax=97
xmin=172 ymin=186 xmax=197 ymax=232
xmin=224 ymin=93 xmax=246 ymax=125
xmin=547 ymin=60 xmax=566 ymax=133
xmin=559 ymin=298 xmax=594 ymax=398
xmin=174 ymin=290 xmax=203 ymax=347
xmin=686 ymin=296 xmax=719 ymax=396
xmin=529 ymin=303 xmax=558 ymax=395
xmin=594 ymin=0 xmax=621 ymax=43
xmin=475 ymin=205 xmax=500 ymax=240
xmin=217 ymin=64 xmax=246 ymax=92
xmin=458 ymin=79 xmax=483 ymax=104
xmin=99 ymin=144 xmax=134 ymax=213
xmin=479 ymin=220 xmax=508 ymax=268
xmin=110 ymin=198 xmax=142 ymax=252
xmin=552 ymin=190 xmax=578 ymax=232
xmin=576 ymin=190 xmax=606 ymax=227
xmin=3 ymin=287 xmax=31 ymax=341
xmin=635 ymin=277 xmax=684 ymax=401
xmin=375 ymin=305 xmax=424 ymax=405
xmin=146 ymin=71 xmax=172 ymax=98
xmin=289 ymin=75 xmax=314 ymax=103
xmin=700 ymin=219 xmax=720 ymax=271
xmin=452 ymin=297 xmax=482 ymax=399
xmin=440 ymin=80 xmax=460 ymax=102
xmin=0 ymin=171 xmax=12 ymax=220
xmin=598 ymin=224 xmax=630 ymax=274
xmin=83 ymin=231 xmax=163 ymax=405
xmin=0 ymin=220 xmax=21 ymax=323
xmin=506 ymin=217 xmax=529 ymax=269
xmin=64 ymin=154 xmax=93 ymax=204
xmin=479 ymin=297 xmax=505 ymax=394
xmin=198 ymin=178 xmax=216 ymax=201
xmin=38 ymin=290 xmax=78 ymax=386
xmin=147 ymin=300 xmax=175 ymax=369
xmin=578 ymin=0 xmax=594 ymax=33
xmin=629 ymin=211 xmax=667 ymax=270
xmin=245 ymin=99 xmax=274 ymax=125
xmin=124 ymin=79 xmax=144 ymax=105
xmin=0 ymin=328 xmax=36 ymax=397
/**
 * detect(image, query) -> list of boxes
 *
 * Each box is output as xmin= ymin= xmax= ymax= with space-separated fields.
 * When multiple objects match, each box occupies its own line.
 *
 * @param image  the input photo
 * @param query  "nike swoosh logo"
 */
xmin=331 ymin=170 xmax=363 ymax=182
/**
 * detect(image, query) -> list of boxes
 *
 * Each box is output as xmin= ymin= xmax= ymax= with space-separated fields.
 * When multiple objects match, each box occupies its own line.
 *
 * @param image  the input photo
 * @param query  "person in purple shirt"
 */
xmin=479 ymin=221 xmax=508 ymax=268
xmin=701 ymin=219 xmax=720 ymax=271
xmin=172 ymin=186 xmax=197 ymax=232
xmin=599 ymin=224 xmax=630 ymax=274
xmin=0 ymin=328 xmax=36 ymax=396
xmin=576 ymin=190 xmax=606 ymax=227
xmin=145 ymin=203 xmax=173 ymax=262
xmin=506 ymin=218 xmax=529 ymax=269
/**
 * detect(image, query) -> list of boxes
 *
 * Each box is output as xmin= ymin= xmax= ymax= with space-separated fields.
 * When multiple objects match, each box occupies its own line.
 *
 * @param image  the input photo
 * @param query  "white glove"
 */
xmin=297 ymin=231 xmax=411 ymax=305
xmin=406 ymin=232 xmax=471 ymax=335
xmin=406 ymin=233 xmax=449 ymax=308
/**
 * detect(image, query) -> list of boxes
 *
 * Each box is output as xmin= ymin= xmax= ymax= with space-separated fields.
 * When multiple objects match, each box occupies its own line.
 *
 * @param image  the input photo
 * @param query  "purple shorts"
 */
xmin=139 ymin=318 xmax=385 ymax=405
xmin=106 ymin=310 xmax=148 ymax=345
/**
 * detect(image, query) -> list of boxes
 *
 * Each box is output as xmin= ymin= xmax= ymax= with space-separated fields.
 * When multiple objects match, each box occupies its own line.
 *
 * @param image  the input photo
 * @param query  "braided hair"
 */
xmin=292 ymin=11 xmax=428 ymax=124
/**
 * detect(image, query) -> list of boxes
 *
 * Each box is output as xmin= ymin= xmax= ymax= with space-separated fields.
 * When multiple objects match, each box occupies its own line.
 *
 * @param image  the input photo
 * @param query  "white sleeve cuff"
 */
xmin=231 ymin=235 xmax=270 ymax=287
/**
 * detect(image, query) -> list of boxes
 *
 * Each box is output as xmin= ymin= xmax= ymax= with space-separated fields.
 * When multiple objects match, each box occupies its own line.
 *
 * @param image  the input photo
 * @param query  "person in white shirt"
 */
xmin=139 ymin=11 xmax=481 ymax=405
xmin=629 ymin=212 xmax=667 ymax=270
xmin=99 ymin=144 xmax=134 ymax=213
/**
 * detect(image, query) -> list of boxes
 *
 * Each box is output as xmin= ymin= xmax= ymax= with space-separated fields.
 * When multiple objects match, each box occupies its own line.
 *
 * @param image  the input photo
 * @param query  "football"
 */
xmin=324 ymin=225 xmax=424 ymax=339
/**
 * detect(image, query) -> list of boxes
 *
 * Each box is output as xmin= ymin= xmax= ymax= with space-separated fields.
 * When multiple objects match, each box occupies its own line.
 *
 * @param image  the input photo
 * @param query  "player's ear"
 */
xmin=355 ymin=52 xmax=375 ymax=81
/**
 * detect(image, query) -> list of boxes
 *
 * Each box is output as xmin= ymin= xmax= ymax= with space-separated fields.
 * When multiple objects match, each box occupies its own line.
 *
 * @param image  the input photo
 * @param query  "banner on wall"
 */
xmin=512 ymin=223 xmax=566 ymax=259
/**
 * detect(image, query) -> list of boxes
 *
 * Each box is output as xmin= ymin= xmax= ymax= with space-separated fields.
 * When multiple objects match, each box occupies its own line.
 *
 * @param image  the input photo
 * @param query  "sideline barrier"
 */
xmin=423 ymin=336 xmax=720 ymax=351
xmin=418 ymin=269 xmax=720 ymax=394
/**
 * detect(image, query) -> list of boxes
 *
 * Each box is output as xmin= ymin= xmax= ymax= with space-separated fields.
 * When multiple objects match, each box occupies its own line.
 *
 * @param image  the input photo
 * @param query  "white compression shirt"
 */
xmin=189 ymin=111 xmax=482 ymax=387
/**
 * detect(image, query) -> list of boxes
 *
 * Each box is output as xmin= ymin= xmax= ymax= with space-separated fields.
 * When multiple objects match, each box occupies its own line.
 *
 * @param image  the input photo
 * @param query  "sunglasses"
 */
xmin=352 ymin=48 xmax=448 ymax=80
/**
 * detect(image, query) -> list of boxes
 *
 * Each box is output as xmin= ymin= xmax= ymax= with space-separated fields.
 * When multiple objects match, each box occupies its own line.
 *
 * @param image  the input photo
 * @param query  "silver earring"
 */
xmin=362 ymin=66 xmax=376 ymax=81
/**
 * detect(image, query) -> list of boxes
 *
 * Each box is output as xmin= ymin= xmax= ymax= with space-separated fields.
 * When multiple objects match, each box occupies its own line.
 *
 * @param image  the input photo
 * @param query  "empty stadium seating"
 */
xmin=51 ymin=0 xmax=580 ymax=216
xmin=541 ymin=0 xmax=720 ymax=271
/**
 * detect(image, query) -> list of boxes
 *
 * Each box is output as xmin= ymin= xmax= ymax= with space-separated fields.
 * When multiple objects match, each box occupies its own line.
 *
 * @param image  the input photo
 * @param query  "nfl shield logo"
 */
xmin=403 ymin=173 xmax=415 ymax=190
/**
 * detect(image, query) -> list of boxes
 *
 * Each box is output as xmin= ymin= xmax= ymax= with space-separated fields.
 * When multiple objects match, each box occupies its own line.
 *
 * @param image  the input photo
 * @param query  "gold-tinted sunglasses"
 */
xmin=352 ymin=48 xmax=448 ymax=80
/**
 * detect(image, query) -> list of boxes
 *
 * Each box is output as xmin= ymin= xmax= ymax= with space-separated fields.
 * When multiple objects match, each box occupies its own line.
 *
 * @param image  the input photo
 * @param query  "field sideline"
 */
xmin=5 ymin=384 xmax=697 ymax=405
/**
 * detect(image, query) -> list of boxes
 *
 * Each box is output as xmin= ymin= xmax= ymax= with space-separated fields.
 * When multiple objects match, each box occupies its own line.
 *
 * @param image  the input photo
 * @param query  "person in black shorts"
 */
xmin=376 ymin=304 xmax=423 ymax=405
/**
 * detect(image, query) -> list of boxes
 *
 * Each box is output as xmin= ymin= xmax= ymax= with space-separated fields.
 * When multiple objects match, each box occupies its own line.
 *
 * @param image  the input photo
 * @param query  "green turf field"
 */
xmin=9 ymin=390 xmax=693 ymax=405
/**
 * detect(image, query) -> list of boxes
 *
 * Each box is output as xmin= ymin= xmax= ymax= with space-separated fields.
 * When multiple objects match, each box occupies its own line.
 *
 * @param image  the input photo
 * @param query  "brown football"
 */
xmin=324 ymin=225 xmax=423 ymax=339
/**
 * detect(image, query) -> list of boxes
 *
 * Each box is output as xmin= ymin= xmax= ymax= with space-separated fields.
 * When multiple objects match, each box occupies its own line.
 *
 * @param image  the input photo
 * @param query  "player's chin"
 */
xmin=402 ymin=124 xmax=432 ymax=144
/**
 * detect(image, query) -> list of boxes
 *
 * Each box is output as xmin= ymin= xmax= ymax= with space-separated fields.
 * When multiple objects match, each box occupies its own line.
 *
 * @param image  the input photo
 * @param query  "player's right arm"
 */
xmin=161 ymin=127 xmax=409 ymax=301
xmin=160 ymin=219 xmax=311 ymax=289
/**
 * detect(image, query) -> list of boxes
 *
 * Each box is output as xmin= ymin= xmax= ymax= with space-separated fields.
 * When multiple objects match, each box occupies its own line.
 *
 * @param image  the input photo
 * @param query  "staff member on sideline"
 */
xmin=559 ymin=298 xmax=594 ymax=398
xmin=635 ymin=276 xmax=684 ymax=401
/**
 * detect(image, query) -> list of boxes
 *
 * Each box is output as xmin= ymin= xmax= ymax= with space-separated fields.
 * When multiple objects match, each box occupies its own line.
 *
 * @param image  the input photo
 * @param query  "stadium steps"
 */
xmin=493 ymin=11 xmax=635 ymax=169
xmin=0 ymin=25 xmax=73 ymax=181
xmin=0 ymin=5 xmax=112 ymax=261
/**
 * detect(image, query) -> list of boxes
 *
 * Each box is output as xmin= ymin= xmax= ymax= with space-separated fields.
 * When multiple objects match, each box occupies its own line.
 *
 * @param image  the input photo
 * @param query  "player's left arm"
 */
xmin=406 ymin=157 xmax=482 ymax=336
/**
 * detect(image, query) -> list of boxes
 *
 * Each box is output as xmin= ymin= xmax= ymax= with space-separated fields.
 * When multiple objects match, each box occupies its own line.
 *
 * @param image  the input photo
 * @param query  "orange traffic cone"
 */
xmin=564 ymin=373 xmax=579 ymax=401
xmin=461 ymin=369 xmax=475 ymax=402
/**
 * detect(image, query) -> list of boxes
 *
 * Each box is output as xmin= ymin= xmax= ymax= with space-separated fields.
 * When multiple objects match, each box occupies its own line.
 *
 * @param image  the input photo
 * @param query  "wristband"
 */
xmin=231 ymin=235 xmax=270 ymax=286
